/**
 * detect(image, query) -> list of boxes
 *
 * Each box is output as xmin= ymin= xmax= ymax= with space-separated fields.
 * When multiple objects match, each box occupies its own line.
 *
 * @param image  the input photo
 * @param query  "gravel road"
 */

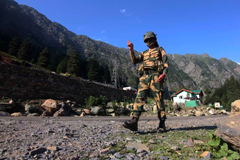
xmin=0 ymin=115 xmax=227 ymax=160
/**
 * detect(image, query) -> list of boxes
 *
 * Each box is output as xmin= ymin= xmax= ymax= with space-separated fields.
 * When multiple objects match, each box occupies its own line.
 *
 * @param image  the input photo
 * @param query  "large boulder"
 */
xmin=214 ymin=113 xmax=240 ymax=152
xmin=25 ymin=104 xmax=43 ymax=114
xmin=41 ymin=99 xmax=58 ymax=113
xmin=90 ymin=106 xmax=104 ymax=115
xmin=195 ymin=111 xmax=204 ymax=116
xmin=53 ymin=102 xmax=72 ymax=117
xmin=231 ymin=100 xmax=240 ymax=116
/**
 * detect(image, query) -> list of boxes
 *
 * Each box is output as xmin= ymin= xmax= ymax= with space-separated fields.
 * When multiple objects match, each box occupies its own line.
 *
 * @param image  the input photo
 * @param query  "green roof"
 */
xmin=171 ymin=93 xmax=175 ymax=96
xmin=191 ymin=90 xmax=201 ymax=93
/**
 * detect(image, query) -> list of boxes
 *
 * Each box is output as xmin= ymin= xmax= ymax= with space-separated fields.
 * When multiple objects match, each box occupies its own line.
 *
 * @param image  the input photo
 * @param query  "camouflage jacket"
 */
xmin=130 ymin=47 xmax=169 ymax=75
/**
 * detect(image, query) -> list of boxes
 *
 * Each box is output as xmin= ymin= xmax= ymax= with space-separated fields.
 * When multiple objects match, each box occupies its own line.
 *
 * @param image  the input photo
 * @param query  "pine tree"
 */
xmin=8 ymin=37 xmax=21 ymax=56
xmin=204 ymin=88 xmax=211 ymax=95
xmin=37 ymin=47 xmax=50 ymax=68
xmin=18 ymin=39 xmax=32 ymax=60
xmin=66 ymin=45 xmax=75 ymax=56
xmin=87 ymin=58 xmax=99 ymax=81
xmin=103 ymin=66 xmax=111 ymax=83
xmin=67 ymin=50 xmax=80 ymax=76
xmin=56 ymin=57 xmax=68 ymax=74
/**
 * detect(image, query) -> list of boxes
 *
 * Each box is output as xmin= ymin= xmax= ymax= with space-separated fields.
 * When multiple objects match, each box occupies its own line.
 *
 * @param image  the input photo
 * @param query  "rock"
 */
xmin=187 ymin=138 xmax=195 ymax=147
xmin=91 ymin=106 xmax=104 ymax=115
xmin=126 ymin=103 xmax=133 ymax=110
xmin=175 ymin=113 xmax=181 ymax=117
xmin=173 ymin=103 xmax=181 ymax=111
xmin=107 ymin=102 xmax=113 ymax=108
xmin=25 ymin=104 xmax=42 ymax=114
xmin=195 ymin=111 xmax=204 ymax=116
xmin=110 ymin=113 xmax=115 ymax=117
xmin=27 ymin=113 xmax=39 ymax=116
xmin=30 ymin=147 xmax=47 ymax=156
xmin=126 ymin=142 xmax=150 ymax=153
xmin=231 ymin=99 xmax=240 ymax=115
xmin=53 ymin=102 xmax=72 ymax=117
xmin=114 ymin=106 xmax=127 ymax=115
xmin=148 ymin=139 xmax=156 ymax=144
xmin=0 ymin=111 xmax=10 ymax=116
xmin=83 ymin=109 xmax=90 ymax=115
xmin=100 ymin=148 xmax=110 ymax=154
xmin=41 ymin=110 xmax=53 ymax=116
xmin=171 ymin=146 xmax=179 ymax=151
xmin=80 ymin=112 xmax=85 ymax=117
xmin=113 ymin=152 xmax=123 ymax=158
xmin=74 ymin=109 xmax=82 ymax=115
xmin=9 ymin=99 xmax=15 ymax=104
xmin=214 ymin=113 xmax=240 ymax=152
xmin=41 ymin=99 xmax=58 ymax=113
xmin=200 ymin=151 xmax=211 ymax=159
xmin=219 ymin=110 xmax=227 ymax=115
xmin=106 ymin=109 xmax=114 ymax=113
xmin=46 ymin=146 xmax=59 ymax=151
xmin=11 ymin=112 xmax=22 ymax=117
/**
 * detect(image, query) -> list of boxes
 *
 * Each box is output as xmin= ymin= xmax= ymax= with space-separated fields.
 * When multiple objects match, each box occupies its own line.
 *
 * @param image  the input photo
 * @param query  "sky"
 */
xmin=14 ymin=0 xmax=240 ymax=64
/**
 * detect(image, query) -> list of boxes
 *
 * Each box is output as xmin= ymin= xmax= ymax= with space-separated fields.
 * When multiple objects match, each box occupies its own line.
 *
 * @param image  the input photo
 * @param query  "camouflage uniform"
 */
xmin=130 ymin=46 xmax=168 ymax=120
xmin=123 ymin=31 xmax=169 ymax=132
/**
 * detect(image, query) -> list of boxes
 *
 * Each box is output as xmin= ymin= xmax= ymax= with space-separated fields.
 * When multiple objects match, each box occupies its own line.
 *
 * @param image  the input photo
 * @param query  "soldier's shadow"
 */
xmin=136 ymin=126 xmax=217 ymax=134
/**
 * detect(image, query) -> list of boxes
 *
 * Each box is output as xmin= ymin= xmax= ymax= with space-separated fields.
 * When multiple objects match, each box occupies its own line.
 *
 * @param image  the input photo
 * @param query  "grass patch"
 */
xmin=108 ymin=128 xmax=218 ymax=159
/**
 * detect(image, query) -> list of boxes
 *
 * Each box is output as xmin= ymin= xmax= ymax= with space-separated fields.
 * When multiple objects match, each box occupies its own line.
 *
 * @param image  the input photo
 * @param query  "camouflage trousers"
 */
xmin=131 ymin=72 xmax=166 ymax=120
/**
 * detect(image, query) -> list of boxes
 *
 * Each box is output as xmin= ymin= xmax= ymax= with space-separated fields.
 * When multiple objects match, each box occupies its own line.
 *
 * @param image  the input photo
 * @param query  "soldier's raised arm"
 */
xmin=127 ymin=40 xmax=143 ymax=64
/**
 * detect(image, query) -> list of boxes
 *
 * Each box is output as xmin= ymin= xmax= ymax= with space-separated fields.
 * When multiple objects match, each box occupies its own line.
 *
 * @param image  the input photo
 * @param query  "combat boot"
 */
xmin=122 ymin=117 xmax=138 ymax=131
xmin=157 ymin=119 xmax=166 ymax=133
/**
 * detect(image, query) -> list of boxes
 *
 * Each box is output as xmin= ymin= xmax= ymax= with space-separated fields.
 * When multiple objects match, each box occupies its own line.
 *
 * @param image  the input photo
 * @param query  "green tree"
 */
xmin=127 ymin=72 xmax=139 ymax=89
xmin=67 ymin=50 xmax=80 ymax=76
xmin=204 ymin=88 xmax=211 ymax=95
xmin=66 ymin=44 xmax=75 ymax=56
xmin=37 ymin=47 xmax=50 ymax=68
xmin=8 ymin=37 xmax=21 ymax=56
xmin=56 ymin=57 xmax=68 ymax=74
xmin=103 ymin=66 xmax=111 ymax=83
xmin=18 ymin=39 xmax=32 ymax=60
xmin=87 ymin=58 xmax=99 ymax=81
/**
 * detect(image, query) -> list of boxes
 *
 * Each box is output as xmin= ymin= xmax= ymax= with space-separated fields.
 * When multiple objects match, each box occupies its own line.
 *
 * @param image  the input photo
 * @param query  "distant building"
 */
xmin=171 ymin=89 xmax=204 ymax=104
xmin=123 ymin=86 xmax=137 ymax=93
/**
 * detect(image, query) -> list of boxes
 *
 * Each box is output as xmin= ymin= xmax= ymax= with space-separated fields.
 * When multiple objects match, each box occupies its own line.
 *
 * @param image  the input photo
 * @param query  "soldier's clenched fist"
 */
xmin=127 ymin=40 xmax=134 ymax=51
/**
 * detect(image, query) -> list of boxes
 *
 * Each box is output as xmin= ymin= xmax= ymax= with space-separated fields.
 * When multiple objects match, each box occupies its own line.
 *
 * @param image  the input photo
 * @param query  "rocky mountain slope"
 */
xmin=1 ymin=0 xmax=240 ymax=93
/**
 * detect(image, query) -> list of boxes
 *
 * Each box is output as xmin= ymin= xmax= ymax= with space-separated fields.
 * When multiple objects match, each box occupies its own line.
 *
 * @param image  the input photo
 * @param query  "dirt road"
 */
xmin=0 ymin=114 xmax=228 ymax=122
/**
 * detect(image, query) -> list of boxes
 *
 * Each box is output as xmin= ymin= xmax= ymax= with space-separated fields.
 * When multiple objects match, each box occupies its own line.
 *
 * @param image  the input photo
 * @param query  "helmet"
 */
xmin=143 ymin=31 xmax=157 ymax=43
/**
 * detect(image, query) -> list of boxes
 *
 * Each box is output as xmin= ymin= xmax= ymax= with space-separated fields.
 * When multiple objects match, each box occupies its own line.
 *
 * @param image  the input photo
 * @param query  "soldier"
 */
xmin=123 ymin=31 xmax=169 ymax=132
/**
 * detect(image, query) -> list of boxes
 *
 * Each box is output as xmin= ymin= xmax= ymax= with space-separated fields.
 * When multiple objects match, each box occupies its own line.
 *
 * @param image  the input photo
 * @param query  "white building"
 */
xmin=123 ymin=86 xmax=137 ymax=93
xmin=171 ymin=89 xmax=203 ymax=104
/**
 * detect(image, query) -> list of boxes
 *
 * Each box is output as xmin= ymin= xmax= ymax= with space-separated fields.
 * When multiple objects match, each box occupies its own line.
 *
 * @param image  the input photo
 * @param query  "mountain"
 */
xmin=166 ymin=53 xmax=240 ymax=92
xmin=1 ymin=0 xmax=240 ymax=93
